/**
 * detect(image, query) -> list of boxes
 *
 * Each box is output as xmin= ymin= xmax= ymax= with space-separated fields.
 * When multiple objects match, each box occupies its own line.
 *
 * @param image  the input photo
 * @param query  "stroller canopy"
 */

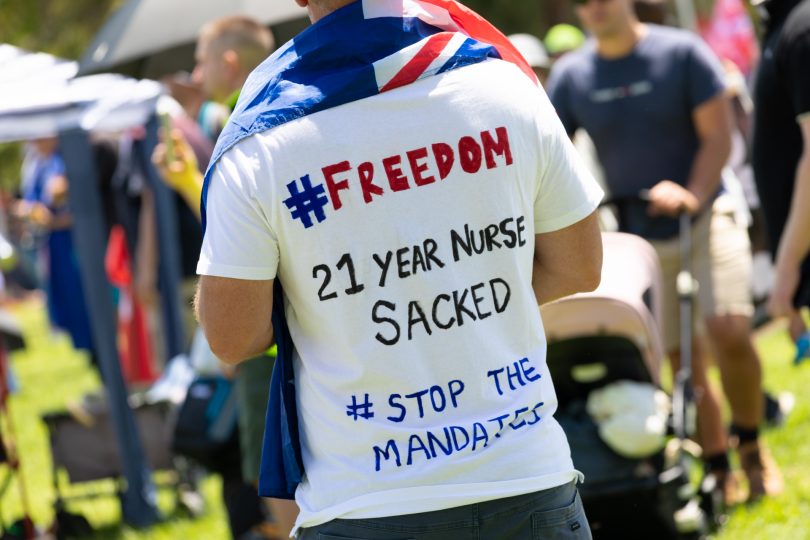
xmin=542 ymin=232 xmax=664 ymax=384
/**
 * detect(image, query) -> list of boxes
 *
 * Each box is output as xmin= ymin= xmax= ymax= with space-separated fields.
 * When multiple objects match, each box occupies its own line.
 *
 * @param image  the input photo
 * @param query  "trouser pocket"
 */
xmin=531 ymin=491 xmax=591 ymax=540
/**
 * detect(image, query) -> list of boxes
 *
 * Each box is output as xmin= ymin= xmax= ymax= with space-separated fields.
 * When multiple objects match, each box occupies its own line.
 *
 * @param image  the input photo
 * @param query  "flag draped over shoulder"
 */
xmin=198 ymin=0 xmax=536 ymax=499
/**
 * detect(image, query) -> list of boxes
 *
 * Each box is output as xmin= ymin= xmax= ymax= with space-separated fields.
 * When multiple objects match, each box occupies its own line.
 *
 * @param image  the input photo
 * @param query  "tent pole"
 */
xmin=138 ymin=115 xmax=186 ymax=360
xmin=58 ymin=128 xmax=160 ymax=528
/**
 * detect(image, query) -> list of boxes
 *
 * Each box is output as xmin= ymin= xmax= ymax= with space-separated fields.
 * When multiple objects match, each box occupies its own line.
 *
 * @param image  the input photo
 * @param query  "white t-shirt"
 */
xmin=198 ymin=59 xmax=603 ymax=533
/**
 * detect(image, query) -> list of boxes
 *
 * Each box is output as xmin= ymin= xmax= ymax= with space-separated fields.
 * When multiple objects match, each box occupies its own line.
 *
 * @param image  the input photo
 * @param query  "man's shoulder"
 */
xmin=783 ymin=0 xmax=810 ymax=44
xmin=444 ymin=59 xmax=539 ymax=93
xmin=643 ymin=24 xmax=704 ymax=54
xmin=552 ymin=42 xmax=598 ymax=75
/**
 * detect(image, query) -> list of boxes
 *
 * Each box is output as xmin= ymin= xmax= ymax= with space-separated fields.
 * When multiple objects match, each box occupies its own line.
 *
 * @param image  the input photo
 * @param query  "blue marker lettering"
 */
xmin=487 ymin=368 xmax=505 ymax=396
xmin=509 ymin=406 xmax=529 ymax=429
xmin=405 ymin=388 xmax=430 ymax=418
xmin=427 ymin=427 xmax=454 ymax=458
xmin=448 ymin=379 xmax=465 ymax=407
xmin=450 ymin=425 xmax=470 ymax=451
xmin=387 ymin=393 xmax=406 ymax=423
xmin=519 ymin=358 xmax=542 ymax=382
xmin=488 ymin=413 xmax=510 ymax=438
xmin=472 ymin=422 xmax=489 ymax=450
xmin=506 ymin=361 xmax=526 ymax=391
xmin=407 ymin=434 xmax=432 ymax=465
xmin=429 ymin=385 xmax=447 ymax=412
xmin=374 ymin=440 xmax=402 ymax=471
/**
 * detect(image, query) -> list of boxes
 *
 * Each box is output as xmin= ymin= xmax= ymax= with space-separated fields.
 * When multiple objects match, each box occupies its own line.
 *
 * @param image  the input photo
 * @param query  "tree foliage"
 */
xmin=464 ymin=0 xmax=575 ymax=37
xmin=0 ymin=0 xmax=124 ymax=190
xmin=0 ymin=0 xmax=574 ymax=190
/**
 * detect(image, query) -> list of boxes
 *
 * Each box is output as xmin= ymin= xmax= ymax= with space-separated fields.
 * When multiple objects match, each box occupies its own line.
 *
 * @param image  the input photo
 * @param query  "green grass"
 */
xmin=3 ymin=301 xmax=229 ymax=539
xmin=712 ymin=326 xmax=810 ymax=540
xmin=3 ymin=300 xmax=810 ymax=538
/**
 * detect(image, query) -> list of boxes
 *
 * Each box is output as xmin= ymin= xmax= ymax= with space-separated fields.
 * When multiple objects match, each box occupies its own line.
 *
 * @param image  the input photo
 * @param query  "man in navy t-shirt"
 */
xmin=547 ymin=0 xmax=782 ymax=502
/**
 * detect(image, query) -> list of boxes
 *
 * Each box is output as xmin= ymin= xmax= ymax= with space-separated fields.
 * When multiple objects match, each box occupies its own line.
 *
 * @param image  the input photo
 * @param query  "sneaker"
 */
xmin=738 ymin=441 xmax=784 ymax=502
xmin=794 ymin=331 xmax=810 ymax=365
xmin=763 ymin=391 xmax=796 ymax=428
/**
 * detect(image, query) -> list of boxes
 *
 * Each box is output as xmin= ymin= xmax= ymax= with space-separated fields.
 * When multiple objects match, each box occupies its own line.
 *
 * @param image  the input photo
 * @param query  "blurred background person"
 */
xmin=15 ymin=137 xmax=95 ymax=368
xmin=547 ymin=0 xmax=782 ymax=503
xmin=152 ymin=15 xmax=294 ymax=539
xmin=508 ymin=33 xmax=552 ymax=84
xmin=544 ymin=23 xmax=587 ymax=60
xmin=752 ymin=0 xmax=810 ymax=361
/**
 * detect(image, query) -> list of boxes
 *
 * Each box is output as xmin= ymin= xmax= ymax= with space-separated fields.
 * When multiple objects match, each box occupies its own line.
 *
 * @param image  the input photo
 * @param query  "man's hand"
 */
xmin=768 ymin=263 xmax=799 ymax=319
xmin=133 ymin=268 xmax=159 ymax=307
xmin=647 ymin=180 xmax=700 ymax=217
xmin=152 ymin=128 xmax=204 ymax=219
xmin=14 ymin=201 xmax=53 ymax=228
xmin=152 ymin=128 xmax=201 ymax=193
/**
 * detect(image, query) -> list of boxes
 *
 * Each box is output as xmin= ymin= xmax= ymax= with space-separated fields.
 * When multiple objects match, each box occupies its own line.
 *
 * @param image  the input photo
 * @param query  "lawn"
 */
xmin=2 ymin=300 xmax=809 ymax=539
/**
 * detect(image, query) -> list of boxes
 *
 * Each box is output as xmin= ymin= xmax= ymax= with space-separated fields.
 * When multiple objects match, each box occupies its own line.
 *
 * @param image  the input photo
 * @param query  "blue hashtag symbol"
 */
xmin=283 ymin=174 xmax=330 ymax=229
xmin=346 ymin=394 xmax=375 ymax=421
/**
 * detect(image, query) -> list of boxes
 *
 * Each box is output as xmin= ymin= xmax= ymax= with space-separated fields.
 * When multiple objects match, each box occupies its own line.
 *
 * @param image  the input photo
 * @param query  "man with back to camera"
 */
xmin=752 ymin=0 xmax=810 ymax=358
xmin=194 ymin=0 xmax=604 ymax=537
xmin=546 ymin=0 xmax=782 ymax=503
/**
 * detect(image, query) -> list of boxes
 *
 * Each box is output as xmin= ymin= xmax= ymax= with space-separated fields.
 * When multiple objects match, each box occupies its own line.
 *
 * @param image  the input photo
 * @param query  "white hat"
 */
xmin=508 ymin=33 xmax=551 ymax=69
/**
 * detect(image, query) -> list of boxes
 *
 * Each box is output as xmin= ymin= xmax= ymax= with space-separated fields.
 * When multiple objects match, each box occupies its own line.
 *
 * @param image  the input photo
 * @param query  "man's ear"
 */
xmin=295 ymin=0 xmax=308 ymax=7
xmin=223 ymin=49 xmax=241 ymax=77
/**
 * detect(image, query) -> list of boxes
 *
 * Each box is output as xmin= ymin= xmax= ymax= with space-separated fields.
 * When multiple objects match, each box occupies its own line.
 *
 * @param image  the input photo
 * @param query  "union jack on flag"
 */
xmin=366 ymin=0 xmax=537 ymax=92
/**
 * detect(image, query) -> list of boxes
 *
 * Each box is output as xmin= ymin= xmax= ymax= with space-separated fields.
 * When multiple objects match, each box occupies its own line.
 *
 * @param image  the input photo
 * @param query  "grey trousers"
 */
xmin=298 ymin=480 xmax=591 ymax=540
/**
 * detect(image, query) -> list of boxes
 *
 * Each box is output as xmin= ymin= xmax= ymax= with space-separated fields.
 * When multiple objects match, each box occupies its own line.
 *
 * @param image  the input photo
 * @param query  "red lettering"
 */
xmin=458 ymin=136 xmax=483 ymax=174
xmin=359 ymin=161 xmax=383 ymax=203
xmin=322 ymin=161 xmax=352 ymax=210
xmin=481 ymin=127 xmax=513 ymax=169
xmin=383 ymin=155 xmax=410 ymax=192
xmin=432 ymin=143 xmax=455 ymax=180
xmin=407 ymin=147 xmax=435 ymax=187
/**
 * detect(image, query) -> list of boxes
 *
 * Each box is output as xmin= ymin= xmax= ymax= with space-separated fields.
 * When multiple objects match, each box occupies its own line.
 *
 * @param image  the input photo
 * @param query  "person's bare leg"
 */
xmin=705 ymin=314 xmax=762 ymax=430
xmin=670 ymin=337 xmax=740 ymax=504
xmin=706 ymin=313 xmax=783 ymax=500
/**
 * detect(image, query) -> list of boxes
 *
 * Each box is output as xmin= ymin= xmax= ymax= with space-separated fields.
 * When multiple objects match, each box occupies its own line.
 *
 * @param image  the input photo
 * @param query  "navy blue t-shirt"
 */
xmin=546 ymin=25 xmax=726 ymax=239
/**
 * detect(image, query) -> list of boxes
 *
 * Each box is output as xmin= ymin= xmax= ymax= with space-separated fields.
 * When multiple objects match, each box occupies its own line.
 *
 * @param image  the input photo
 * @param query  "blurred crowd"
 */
xmin=1 ymin=0 xmax=809 ymax=538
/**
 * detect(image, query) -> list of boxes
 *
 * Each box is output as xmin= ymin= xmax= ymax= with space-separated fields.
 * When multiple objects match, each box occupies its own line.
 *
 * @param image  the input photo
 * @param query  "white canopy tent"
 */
xmin=0 ymin=44 xmax=182 ymax=527
xmin=0 ymin=44 xmax=162 ymax=143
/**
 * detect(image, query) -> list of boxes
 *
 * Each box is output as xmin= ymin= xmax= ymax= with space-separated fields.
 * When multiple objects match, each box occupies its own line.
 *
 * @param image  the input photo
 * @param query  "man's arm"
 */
xmin=133 ymin=187 xmax=159 ymax=306
xmin=196 ymin=276 xmax=274 ymax=364
xmin=533 ymin=211 xmax=602 ymax=305
xmin=648 ymin=93 xmax=732 ymax=216
xmin=769 ymin=117 xmax=810 ymax=317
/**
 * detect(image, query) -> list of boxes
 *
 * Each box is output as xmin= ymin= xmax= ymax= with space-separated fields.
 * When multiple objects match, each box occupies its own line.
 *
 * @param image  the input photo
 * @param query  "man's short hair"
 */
xmin=634 ymin=0 xmax=669 ymax=25
xmin=199 ymin=16 xmax=275 ymax=71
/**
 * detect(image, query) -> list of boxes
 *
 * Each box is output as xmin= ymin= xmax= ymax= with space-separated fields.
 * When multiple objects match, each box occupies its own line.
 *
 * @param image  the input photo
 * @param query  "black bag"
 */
xmin=172 ymin=376 xmax=239 ymax=471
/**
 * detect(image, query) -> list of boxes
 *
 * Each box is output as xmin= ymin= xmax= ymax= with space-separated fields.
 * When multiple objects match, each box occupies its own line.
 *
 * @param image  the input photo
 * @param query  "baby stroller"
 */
xmin=41 ymin=394 xmax=179 ymax=537
xmin=542 ymin=231 xmax=707 ymax=539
